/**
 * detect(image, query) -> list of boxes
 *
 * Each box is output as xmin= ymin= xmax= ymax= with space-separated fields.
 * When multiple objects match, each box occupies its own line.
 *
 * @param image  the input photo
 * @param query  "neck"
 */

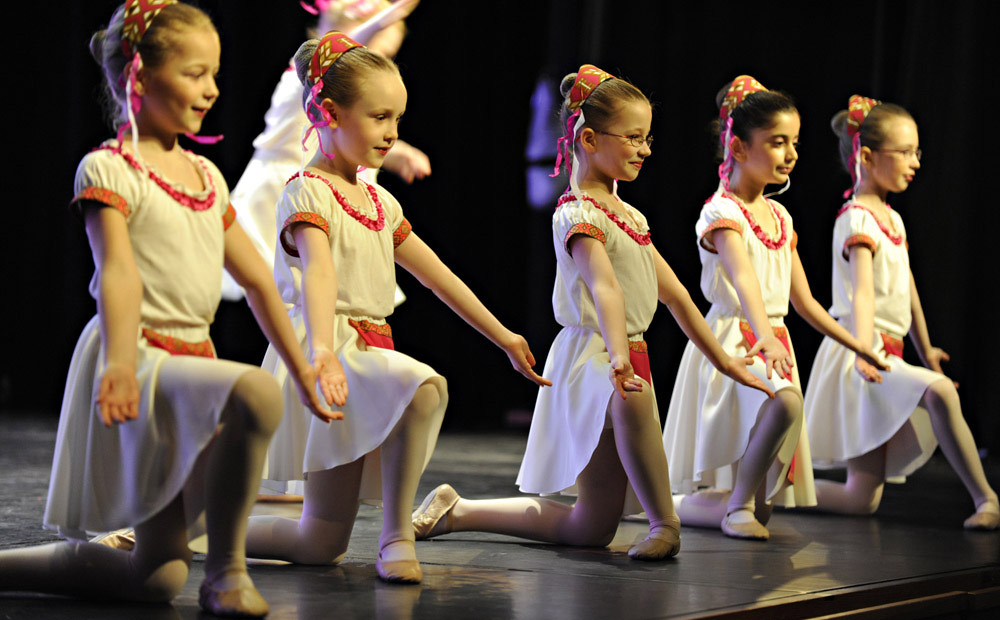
xmin=856 ymin=177 xmax=889 ymax=204
xmin=309 ymin=147 xmax=359 ymax=184
xmin=575 ymin=159 xmax=616 ymax=198
xmin=726 ymin=167 xmax=765 ymax=203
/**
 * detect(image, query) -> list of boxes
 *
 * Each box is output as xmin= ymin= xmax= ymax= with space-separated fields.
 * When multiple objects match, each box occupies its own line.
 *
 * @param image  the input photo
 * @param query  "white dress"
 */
xmin=803 ymin=203 xmax=938 ymax=480
xmin=224 ymin=66 xmax=403 ymax=306
xmin=662 ymin=190 xmax=815 ymax=506
xmin=517 ymin=194 xmax=657 ymax=514
xmin=44 ymin=142 xmax=251 ymax=540
xmin=261 ymin=172 xmax=446 ymax=502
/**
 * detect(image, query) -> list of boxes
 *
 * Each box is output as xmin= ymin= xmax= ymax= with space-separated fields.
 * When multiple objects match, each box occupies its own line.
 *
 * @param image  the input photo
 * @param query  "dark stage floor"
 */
xmin=1 ymin=411 xmax=997 ymax=619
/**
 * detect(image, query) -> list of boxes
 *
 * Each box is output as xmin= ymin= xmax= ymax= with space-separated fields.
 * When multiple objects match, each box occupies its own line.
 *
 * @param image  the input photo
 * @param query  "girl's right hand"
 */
xmin=854 ymin=356 xmax=884 ymax=383
xmin=313 ymin=347 xmax=349 ymax=408
xmin=96 ymin=362 xmax=140 ymax=427
xmin=291 ymin=350 xmax=345 ymax=423
xmin=747 ymin=334 xmax=793 ymax=381
xmin=609 ymin=355 xmax=643 ymax=400
xmin=719 ymin=355 xmax=775 ymax=399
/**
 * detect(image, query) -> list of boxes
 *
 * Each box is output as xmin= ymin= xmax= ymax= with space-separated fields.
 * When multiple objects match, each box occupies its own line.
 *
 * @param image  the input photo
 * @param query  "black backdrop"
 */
xmin=4 ymin=1 xmax=996 ymax=452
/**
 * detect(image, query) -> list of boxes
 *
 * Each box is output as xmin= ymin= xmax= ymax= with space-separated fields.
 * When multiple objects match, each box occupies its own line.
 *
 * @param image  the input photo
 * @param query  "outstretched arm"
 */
xmin=394 ymin=232 xmax=550 ymax=386
xmin=652 ymin=246 xmax=774 ymax=398
xmin=382 ymin=140 xmax=431 ymax=184
xmin=908 ymin=269 xmax=954 ymax=383
xmin=789 ymin=248 xmax=887 ymax=376
xmin=84 ymin=204 xmax=141 ymax=426
xmin=712 ymin=228 xmax=792 ymax=380
xmin=845 ymin=246 xmax=886 ymax=382
xmin=225 ymin=221 xmax=343 ymax=421
xmin=568 ymin=235 xmax=642 ymax=399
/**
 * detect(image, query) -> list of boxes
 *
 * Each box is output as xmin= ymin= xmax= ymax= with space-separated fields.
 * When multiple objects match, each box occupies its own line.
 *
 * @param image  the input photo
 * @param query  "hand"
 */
xmin=291 ymin=349 xmax=344 ymax=423
xmin=609 ymin=355 xmax=643 ymax=400
xmin=95 ymin=362 xmax=140 ymax=427
xmin=855 ymin=343 xmax=890 ymax=372
xmin=924 ymin=346 xmax=958 ymax=387
xmin=502 ymin=334 xmax=552 ymax=387
xmin=314 ymin=347 xmax=349 ymax=408
xmin=854 ymin=356 xmax=883 ymax=383
xmin=383 ymin=142 xmax=431 ymax=183
xmin=746 ymin=333 xmax=793 ymax=381
xmin=720 ymin=355 xmax=775 ymax=399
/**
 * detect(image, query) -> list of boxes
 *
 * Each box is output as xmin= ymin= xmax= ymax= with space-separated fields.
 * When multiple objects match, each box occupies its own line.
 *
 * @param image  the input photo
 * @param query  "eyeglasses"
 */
xmin=597 ymin=131 xmax=654 ymax=148
xmin=876 ymin=147 xmax=922 ymax=162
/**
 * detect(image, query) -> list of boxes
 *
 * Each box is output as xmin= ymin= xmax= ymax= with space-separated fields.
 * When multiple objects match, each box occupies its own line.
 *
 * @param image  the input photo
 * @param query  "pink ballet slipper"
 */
xmin=198 ymin=571 xmax=269 ymax=617
xmin=412 ymin=484 xmax=460 ymax=540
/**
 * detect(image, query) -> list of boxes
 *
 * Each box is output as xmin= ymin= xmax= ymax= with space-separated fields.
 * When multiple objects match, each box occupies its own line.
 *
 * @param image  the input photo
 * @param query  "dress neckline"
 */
xmin=838 ymin=201 xmax=904 ymax=246
xmin=287 ymin=170 xmax=385 ymax=232
xmin=556 ymin=192 xmax=651 ymax=246
xmin=717 ymin=190 xmax=788 ymax=250
xmin=99 ymin=141 xmax=217 ymax=212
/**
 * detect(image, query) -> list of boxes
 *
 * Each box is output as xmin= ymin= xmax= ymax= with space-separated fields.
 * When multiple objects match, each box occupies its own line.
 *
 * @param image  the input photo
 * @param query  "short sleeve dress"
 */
xmin=44 ymin=142 xmax=252 ymax=540
xmin=261 ymin=172 xmax=446 ymax=502
xmin=516 ymin=193 xmax=657 ymax=513
xmin=662 ymin=189 xmax=815 ymax=507
xmin=803 ymin=203 xmax=938 ymax=480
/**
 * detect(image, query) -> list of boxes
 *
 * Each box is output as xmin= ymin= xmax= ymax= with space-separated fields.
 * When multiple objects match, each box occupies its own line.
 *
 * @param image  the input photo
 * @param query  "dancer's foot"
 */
xmin=199 ymin=570 xmax=269 ymax=617
xmin=722 ymin=509 xmax=769 ymax=541
xmin=628 ymin=517 xmax=681 ymax=560
xmin=412 ymin=484 xmax=460 ymax=540
xmin=376 ymin=540 xmax=422 ymax=584
xmin=964 ymin=499 xmax=999 ymax=531
xmin=89 ymin=528 xmax=136 ymax=551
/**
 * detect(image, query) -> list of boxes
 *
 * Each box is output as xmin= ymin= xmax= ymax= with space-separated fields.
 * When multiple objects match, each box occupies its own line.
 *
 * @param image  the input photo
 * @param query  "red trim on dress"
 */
xmin=97 ymin=144 xmax=217 ymax=212
xmin=349 ymin=319 xmax=394 ymax=350
xmin=699 ymin=218 xmax=742 ymax=253
xmin=627 ymin=340 xmax=651 ymax=384
xmin=286 ymin=171 xmax=385 ymax=232
xmin=564 ymin=222 xmax=607 ymax=252
xmin=712 ymin=191 xmax=788 ymax=250
xmin=141 ymin=328 xmax=215 ymax=358
xmin=222 ymin=203 xmax=237 ymax=230
xmin=880 ymin=332 xmax=904 ymax=358
xmin=393 ymin=218 xmax=412 ymax=248
xmin=72 ymin=187 xmax=131 ymax=218
xmin=556 ymin=193 xmax=651 ymax=245
xmin=837 ymin=202 xmax=904 ymax=246
xmin=843 ymin=233 xmax=877 ymax=259
xmin=280 ymin=212 xmax=331 ymax=257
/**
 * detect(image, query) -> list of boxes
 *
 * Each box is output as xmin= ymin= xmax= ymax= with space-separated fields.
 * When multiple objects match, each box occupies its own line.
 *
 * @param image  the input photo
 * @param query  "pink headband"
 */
xmin=551 ymin=64 xmax=615 ymax=182
xmin=303 ymin=31 xmax=364 ymax=159
xmin=845 ymin=94 xmax=882 ymax=198
xmin=717 ymin=75 xmax=767 ymax=191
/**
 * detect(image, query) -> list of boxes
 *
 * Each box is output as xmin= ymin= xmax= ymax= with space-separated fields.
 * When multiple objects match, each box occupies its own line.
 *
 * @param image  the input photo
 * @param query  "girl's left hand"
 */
xmin=856 ymin=344 xmax=890 ymax=372
xmin=719 ymin=355 xmax=775 ymax=399
xmin=313 ymin=347 xmax=349 ymax=408
xmin=609 ymin=355 xmax=643 ymax=400
xmin=95 ymin=362 xmax=140 ymax=426
xmin=502 ymin=334 xmax=552 ymax=387
xmin=925 ymin=346 xmax=958 ymax=387
xmin=384 ymin=142 xmax=431 ymax=184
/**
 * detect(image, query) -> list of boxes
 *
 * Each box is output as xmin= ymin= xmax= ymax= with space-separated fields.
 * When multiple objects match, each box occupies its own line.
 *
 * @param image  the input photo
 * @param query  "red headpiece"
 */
xmin=844 ymin=94 xmax=882 ymax=197
xmin=304 ymin=31 xmax=364 ymax=160
xmin=551 ymin=64 xmax=616 ymax=198
xmin=567 ymin=64 xmax=616 ymax=113
xmin=719 ymin=75 xmax=766 ymax=121
xmin=121 ymin=0 xmax=177 ymax=59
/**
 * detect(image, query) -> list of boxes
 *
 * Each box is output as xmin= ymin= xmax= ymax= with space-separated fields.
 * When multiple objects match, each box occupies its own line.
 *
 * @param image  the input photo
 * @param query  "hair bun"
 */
xmin=830 ymin=109 xmax=849 ymax=137
xmin=559 ymin=73 xmax=577 ymax=99
xmin=294 ymin=39 xmax=320 ymax=88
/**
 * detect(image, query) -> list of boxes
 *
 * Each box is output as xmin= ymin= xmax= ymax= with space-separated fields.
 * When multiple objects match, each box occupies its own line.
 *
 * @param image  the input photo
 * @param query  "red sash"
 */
xmin=880 ymin=332 xmax=904 ymax=358
xmin=349 ymin=319 xmax=394 ymax=350
xmin=141 ymin=328 xmax=214 ymax=358
xmin=628 ymin=340 xmax=651 ymax=384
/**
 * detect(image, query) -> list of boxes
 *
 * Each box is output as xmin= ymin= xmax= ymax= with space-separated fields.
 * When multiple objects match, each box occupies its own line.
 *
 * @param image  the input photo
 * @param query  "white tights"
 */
xmin=0 ymin=368 xmax=282 ymax=601
xmin=245 ymin=381 xmax=445 ymax=564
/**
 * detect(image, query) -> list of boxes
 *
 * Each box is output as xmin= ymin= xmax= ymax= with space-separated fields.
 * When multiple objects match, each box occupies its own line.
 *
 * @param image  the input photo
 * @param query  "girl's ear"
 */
xmin=321 ymin=98 xmax=339 ymax=129
xmin=730 ymin=135 xmax=747 ymax=162
xmin=130 ymin=61 xmax=146 ymax=96
xmin=858 ymin=145 xmax=875 ymax=168
xmin=579 ymin=127 xmax=598 ymax=153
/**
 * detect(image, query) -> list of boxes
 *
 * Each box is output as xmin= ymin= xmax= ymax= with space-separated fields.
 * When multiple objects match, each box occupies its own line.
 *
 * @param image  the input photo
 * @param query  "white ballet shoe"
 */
xmin=963 ymin=500 xmax=999 ymax=531
xmin=628 ymin=517 xmax=681 ymax=560
xmin=721 ymin=510 xmax=769 ymax=541
xmin=198 ymin=571 xmax=269 ymax=617
xmin=412 ymin=484 xmax=460 ymax=540
xmin=89 ymin=528 xmax=136 ymax=551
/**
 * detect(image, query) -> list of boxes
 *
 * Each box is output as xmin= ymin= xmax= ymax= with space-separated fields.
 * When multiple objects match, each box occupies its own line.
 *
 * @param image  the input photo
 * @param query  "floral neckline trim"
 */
xmin=717 ymin=190 xmax=787 ymax=250
xmin=287 ymin=171 xmax=385 ymax=232
xmin=838 ymin=201 xmax=903 ymax=246
xmin=98 ymin=142 xmax=216 ymax=212
xmin=556 ymin=192 xmax=651 ymax=245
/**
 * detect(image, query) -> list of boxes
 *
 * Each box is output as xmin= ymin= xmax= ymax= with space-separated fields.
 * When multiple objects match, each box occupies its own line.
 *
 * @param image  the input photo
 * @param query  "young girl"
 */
xmin=662 ymin=76 xmax=887 ymax=540
xmin=803 ymin=96 xmax=998 ymax=529
xmin=223 ymin=0 xmax=428 ymax=303
xmin=242 ymin=32 xmax=549 ymax=584
xmin=409 ymin=65 xmax=772 ymax=561
xmin=0 ymin=2 xmax=340 ymax=616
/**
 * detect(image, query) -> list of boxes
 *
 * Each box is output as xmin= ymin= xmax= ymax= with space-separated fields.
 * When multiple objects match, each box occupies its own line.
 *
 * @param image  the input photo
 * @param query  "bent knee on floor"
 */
xmin=228 ymin=368 xmax=283 ymax=434
xmin=845 ymin=483 xmax=884 ymax=515
xmin=293 ymin=538 xmax=349 ymax=566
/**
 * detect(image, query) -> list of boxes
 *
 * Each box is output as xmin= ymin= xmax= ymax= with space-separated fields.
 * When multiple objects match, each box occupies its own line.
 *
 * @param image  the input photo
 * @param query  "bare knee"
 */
xmin=227 ymin=368 xmax=283 ymax=435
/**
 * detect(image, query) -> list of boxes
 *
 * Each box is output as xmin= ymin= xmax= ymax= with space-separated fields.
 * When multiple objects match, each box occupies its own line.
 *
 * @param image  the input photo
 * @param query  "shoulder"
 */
xmin=72 ymin=143 xmax=145 ymax=217
xmin=553 ymin=196 xmax=609 ymax=253
xmin=697 ymin=192 xmax=745 ymax=248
